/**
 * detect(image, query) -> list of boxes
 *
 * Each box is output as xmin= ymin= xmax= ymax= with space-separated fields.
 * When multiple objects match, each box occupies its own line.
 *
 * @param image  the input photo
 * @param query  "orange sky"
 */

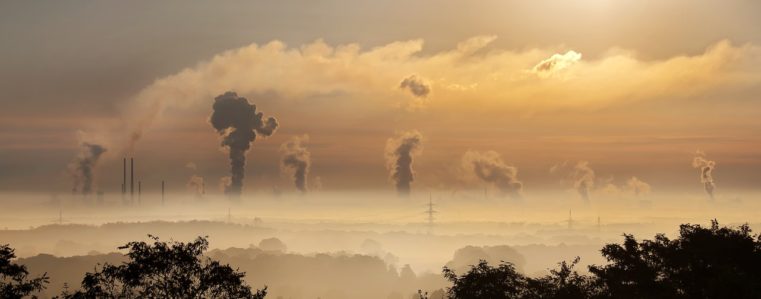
xmin=1 ymin=0 xmax=760 ymax=196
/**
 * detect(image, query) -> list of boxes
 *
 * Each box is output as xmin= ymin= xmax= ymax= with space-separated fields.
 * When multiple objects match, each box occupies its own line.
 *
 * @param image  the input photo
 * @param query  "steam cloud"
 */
xmin=399 ymin=75 xmax=431 ymax=98
xmin=69 ymin=143 xmax=107 ymax=195
xmin=210 ymin=91 xmax=279 ymax=197
xmin=532 ymin=50 xmax=582 ymax=76
xmin=625 ymin=176 xmax=651 ymax=196
xmin=551 ymin=161 xmax=595 ymax=201
xmin=385 ymin=131 xmax=423 ymax=197
xmin=692 ymin=150 xmax=716 ymax=199
xmin=280 ymin=135 xmax=311 ymax=193
xmin=462 ymin=151 xmax=523 ymax=198
xmin=186 ymin=175 xmax=205 ymax=197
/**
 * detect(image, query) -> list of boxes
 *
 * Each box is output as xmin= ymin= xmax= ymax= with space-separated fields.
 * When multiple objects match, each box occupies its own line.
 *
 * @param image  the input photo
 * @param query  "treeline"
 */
xmin=433 ymin=220 xmax=761 ymax=299
xmin=2 ymin=220 xmax=761 ymax=298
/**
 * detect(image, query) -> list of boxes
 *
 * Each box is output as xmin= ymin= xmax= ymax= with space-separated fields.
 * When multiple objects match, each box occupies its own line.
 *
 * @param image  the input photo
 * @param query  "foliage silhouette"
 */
xmin=440 ymin=220 xmax=761 ymax=299
xmin=0 ymin=244 xmax=49 ymax=299
xmin=61 ymin=235 xmax=266 ymax=299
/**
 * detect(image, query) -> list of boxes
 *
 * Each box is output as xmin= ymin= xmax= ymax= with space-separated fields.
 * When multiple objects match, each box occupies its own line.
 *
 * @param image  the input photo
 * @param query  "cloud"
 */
xmin=385 ymin=130 xmax=423 ymax=197
xmin=532 ymin=50 xmax=582 ymax=77
xmin=625 ymin=176 xmax=652 ymax=196
xmin=461 ymin=150 xmax=522 ymax=198
xmin=92 ymin=36 xmax=758 ymax=155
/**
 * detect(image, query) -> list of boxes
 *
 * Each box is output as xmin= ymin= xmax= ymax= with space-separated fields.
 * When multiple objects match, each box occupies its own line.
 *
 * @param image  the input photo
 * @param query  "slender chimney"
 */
xmin=161 ymin=180 xmax=165 ymax=205
xmin=130 ymin=157 xmax=134 ymax=202
xmin=138 ymin=181 xmax=142 ymax=204
xmin=122 ymin=158 xmax=126 ymax=195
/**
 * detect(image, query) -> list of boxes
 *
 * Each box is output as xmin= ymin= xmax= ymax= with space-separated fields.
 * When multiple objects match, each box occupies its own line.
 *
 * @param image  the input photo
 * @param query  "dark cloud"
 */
xmin=210 ymin=91 xmax=279 ymax=197
xmin=692 ymin=150 xmax=716 ymax=199
xmin=399 ymin=75 xmax=431 ymax=98
xmin=462 ymin=150 xmax=523 ymax=198
xmin=69 ymin=143 xmax=106 ymax=195
xmin=280 ymin=135 xmax=311 ymax=193
xmin=385 ymin=131 xmax=423 ymax=197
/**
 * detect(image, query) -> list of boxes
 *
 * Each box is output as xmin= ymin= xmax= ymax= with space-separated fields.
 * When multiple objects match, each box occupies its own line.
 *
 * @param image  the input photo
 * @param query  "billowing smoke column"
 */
xmin=210 ymin=91 xmax=279 ymax=197
xmin=69 ymin=143 xmax=107 ymax=195
xmin=692 ymin=150 xmax=716 ymax=199
xmin=385 ymin=131 xmax=423 ymax=197
xmin=462 ymin=150 xmax=523 ymax=198
xmin=280 ymin=135 xmax=311 ymax=193
xmin=625 ymin=176 xmax=651 ymax=196
xmin=572 ymin=161 xmax=595 ymax=202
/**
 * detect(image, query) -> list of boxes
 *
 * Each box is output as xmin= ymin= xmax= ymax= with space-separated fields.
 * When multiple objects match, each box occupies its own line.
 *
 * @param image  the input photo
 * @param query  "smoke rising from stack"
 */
xmin=280 ymin=135 xmax=311 ymax=193
xmin=551 ymin=161 xmax=595 ymax=201
xmin=385 ymin=131 xmax=423 ymax=197
xmin=625 ymin=176 xmax=651 ymax=196
xmin=692 ymin=150 xmax=716 ymax=199
xmin=69 ymin=143 xmax=107 ymax=195
xmin=210 ymin=91 xmax=279 ymax=196
xmin=572 ymin=161 xmax=595 ymax=202
xmin=461 ymin=151 xmax=523 ymax=198
xmin=186 ymin=175 xmax=205 ymax=197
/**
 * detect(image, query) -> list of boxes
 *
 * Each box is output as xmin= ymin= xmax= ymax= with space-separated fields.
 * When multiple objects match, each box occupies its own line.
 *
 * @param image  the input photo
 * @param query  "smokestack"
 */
xmin=122 ymin=158 xmax=126 ymax=195
xmin=130 ymin=157 xmax=134 ymax=203
xmin=384 ymin=130 xmax=423 ymax=197
xmin=161 ymin=180 xmax=165 ymax=205
xmin=138 ymin=181 xmax=141 ymax=204
xmin=210 ymin=91 xmax=279 ymax=197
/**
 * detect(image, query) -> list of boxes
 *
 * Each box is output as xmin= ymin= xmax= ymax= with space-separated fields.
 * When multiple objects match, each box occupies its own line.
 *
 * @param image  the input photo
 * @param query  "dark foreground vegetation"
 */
xmin=2 ymin=220 xmax=760 ymax=298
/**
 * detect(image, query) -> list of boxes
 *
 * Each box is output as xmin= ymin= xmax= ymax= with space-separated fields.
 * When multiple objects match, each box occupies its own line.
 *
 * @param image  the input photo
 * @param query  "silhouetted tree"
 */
xmin=443 ymin=260 xmax=528 ymax=299
xmin=524 ymin=257 xmax=596 ymax=299
xmin=591 ymin=220 xmax=761 ymax=299
xmin=0 ymin=244 xmax=48 ymax=299
xmin=62 ymin=235 xmax=266 ymax=298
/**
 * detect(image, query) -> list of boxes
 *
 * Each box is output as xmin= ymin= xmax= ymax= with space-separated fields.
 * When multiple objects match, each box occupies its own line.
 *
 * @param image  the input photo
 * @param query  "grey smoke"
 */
xmin=69 ymin=143 xmax=107 ymax=195
xmin=692 ymin=151 xmax=716 ymax=199
xmin=385 ymin=131 xmax=423 ymax=197
xmin=462 ymin=151 xmax=522 ymax=198
xmin=210 ymin=91 xmax=279 ymax=197
xmin=399 ymin=75 xmax=431 ymax=98
xmin=280 ymin=135 xmax=311 ymax=193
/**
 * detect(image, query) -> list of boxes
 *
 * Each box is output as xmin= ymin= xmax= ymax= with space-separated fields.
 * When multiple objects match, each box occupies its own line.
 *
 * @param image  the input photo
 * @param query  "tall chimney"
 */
xmin=161 ymin=180 xmax=165 ymax=205
xmin=138 ymin=181 xmax=141 ymax=204
xmin=122 ymin=158 xmax=126 ymax=195
xmin=130 ymin=157 xmax=134 ymax=202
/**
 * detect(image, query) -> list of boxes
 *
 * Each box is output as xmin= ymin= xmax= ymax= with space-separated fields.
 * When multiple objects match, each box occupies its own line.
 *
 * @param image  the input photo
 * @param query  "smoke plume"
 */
xmin=186 ymin=175 xmax=205 ymax=197
xmin=572 ymin=161 xmax=595 ymax=202
xmin=280 ymin=135 xmax=311 ymax=193
xmin=692 ymin=150 xmax=716 ymax=199
xmin=210 ymin=91 xmax=279 ymax=196
xmin=461 ymin=151 xmax=523 ymax=198
xmin=385 ymin=131 xmax=423 ymax=197
xmin=625 ymin=176 xmax=651 ymax=196
xmin=399 ymin=75 xmax=431 ymax=98
xmin=69 ymin=143 xmax=107 ymax=195
xmin=551 ymin=161 xmax=595 ymax=201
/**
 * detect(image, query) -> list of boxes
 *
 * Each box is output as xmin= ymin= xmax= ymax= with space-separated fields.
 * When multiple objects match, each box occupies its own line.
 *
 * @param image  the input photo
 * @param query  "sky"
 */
xmin=1 ymin=0 xmax=761 ymax=197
